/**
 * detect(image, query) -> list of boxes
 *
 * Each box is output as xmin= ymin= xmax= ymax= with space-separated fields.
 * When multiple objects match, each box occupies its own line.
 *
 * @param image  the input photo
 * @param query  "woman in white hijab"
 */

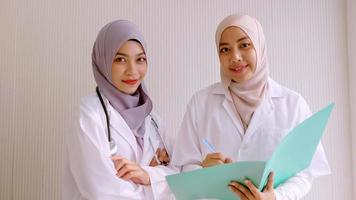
xmin=63 ymin=20 xmax=175 ymax=200
xmin=171 ymin=14 xmax=330 ymax=200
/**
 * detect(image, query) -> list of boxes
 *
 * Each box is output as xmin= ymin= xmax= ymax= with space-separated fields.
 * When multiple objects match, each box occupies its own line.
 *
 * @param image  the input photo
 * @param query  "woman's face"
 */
xmin=111 ymin=40 xmax=147 ymax=95
xmin=218 ymin=26 xmax=257 ymax=83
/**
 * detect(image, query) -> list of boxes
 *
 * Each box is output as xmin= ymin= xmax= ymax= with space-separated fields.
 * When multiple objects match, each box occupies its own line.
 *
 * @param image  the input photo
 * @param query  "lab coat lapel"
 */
xmin=109 ymin=107 xmax=138 ymax=160
xmin=148 ymin=117 xmax=161 ymax=150
xmin=142 ymin=117 xmax=161 ymax=164
xmin=222 ymin=98 xmax=244 ymax=137
xmin=244 ymin=95 xmax=274 ymax=137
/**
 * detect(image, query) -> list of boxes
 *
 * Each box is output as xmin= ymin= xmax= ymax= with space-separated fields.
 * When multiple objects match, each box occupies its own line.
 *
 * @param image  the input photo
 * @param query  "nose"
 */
xmin=230 ymin=49 xmax=242 ymax=64
xmin=126 ymin=60 xmax=138 ymax=75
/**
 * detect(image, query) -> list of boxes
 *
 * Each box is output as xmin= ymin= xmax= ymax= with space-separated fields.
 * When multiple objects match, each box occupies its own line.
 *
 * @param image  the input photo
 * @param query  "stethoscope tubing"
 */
xmin=95 ymin=87 xmax=167 ymax=160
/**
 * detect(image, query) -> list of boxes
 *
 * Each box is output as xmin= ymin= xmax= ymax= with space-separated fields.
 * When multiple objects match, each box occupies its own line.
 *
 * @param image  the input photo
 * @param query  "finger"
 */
xmin=162 ymin=148 xmax=168 ymax=155
xmin=210 ymin=158 xmax=225 ymax=164
xmin=229 ymin=185 xmax=245 ymax=199
xmin=202 ymin=158 xmax=224 ymax=168
xmin=204 ymin=155 xmax=227 ymax=164
xmin=122 ymin=169 xmax=149 ymax=185
xmin=225 ymin=157 xmax=233 ymax=163
xmin=229 ymin=183 xmax=248 ymax=200
xmin=112 ymin=158 xmax=129 ymax=171
xmin=157 ymin=148 xmax=165 ymax=161
xmin=154 ymin=154 xmax=161 ymax=165
xmin=160 ymin=149 xmax=170 ymax=163
xmin=207 ymin=152 xmax=225 ymax=161
xmin=244 ymin=179 xmax=260 ymax=198
xmin=155 ymin=148 xmax=162 ymax=160
xmin=152 ymin=148 xmax=161 ymax=164
xmin=111 ymin=156 xmax=133 ymax=164
xmin=202 ymin=153 xmax=226 ymax=167
xmin=111 ymin=155 xmax=125 ymax=162
xmin=116 ymin=164 xmax=131 ymax=178
xmin=160 ymin=149 xmax=169 ymax=159
xmin=230 ymin=182 xmax=254 ymax=200
xmin=150 ymin=149 xmax=162 ymax=166
xmin=162 ymin=156 xmax=170 ymax=164
xmin=264 ymin=171 xmax=275 ymax=192
xmin=121 ymin=170 xmax=140 ymax=180
xmin=149 ymin=156 xmax=158 ymax=167
xmin=117 ymin=163 xmax=138 ymax=178
xmin=161 ymin=148 xmax=169 ymax=157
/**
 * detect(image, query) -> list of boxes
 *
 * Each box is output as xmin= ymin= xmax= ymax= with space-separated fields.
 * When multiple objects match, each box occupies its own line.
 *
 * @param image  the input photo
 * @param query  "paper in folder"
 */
xmin=166 ymin=103 xmax=334 ymax=200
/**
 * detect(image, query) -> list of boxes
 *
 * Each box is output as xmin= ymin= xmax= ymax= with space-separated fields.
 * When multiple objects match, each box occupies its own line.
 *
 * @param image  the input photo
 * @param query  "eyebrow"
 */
xmin=219 ymin=37 xmax=249 ymax=47
xmin=116 ymin=52 xmax=146 ymax=57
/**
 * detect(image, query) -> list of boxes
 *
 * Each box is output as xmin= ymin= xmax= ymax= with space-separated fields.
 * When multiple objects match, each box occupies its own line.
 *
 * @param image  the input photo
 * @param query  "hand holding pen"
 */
xmin=201 ymin=139 xmax=232 ymax=168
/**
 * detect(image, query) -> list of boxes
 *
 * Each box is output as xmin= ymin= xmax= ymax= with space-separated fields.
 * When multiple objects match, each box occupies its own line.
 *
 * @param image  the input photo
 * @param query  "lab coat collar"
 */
xmin=221 ymin=88 xmax=274 ymax=139
xmin=217 ymin=78 xmax=281 ymax=138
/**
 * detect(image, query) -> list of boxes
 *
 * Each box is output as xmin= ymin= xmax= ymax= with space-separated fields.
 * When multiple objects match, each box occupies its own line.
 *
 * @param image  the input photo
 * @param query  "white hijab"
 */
xmin=215 ymin=14 xmax=269 ymax=132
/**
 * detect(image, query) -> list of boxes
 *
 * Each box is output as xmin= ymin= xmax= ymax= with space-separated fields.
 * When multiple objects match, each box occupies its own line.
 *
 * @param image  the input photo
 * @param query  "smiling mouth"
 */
xmin=230 ymin=65 xmax=248 ymax=73
xmin=122 ymin=80 xmax=138 ymax=85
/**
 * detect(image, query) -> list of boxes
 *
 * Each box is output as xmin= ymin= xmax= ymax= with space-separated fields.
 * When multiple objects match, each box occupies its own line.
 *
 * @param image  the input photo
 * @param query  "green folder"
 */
xmin=166 ymin=103 xmax=334 ymax=200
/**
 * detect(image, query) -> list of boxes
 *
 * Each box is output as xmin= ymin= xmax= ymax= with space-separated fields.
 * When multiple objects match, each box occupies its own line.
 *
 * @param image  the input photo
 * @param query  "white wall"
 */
xmin=347 ymin=0 xmax=356 ymax=198
xmin=0 ymin=0 xmax=354 ymax=199
xmin=0 ymin=1 xmax=16 ymax=199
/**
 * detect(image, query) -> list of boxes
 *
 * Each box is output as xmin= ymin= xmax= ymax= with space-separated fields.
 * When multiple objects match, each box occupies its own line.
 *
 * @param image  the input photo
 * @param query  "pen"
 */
xmin=202 ymin=138 xmax=216 ymax=153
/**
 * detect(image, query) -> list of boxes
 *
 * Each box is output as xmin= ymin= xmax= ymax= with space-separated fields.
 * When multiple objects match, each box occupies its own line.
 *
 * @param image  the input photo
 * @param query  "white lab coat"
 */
xmin=171 ymin=78 xmax=331 ymax=200
xmin=63 ymin=93 xmax=176 ymax=200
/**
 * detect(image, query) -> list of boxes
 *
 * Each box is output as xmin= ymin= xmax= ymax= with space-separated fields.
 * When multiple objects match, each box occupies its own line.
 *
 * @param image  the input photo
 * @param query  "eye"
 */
xmin=137 ymin=57 xmax=147 ymax=63
xmin=240 ymin=42 xmax=251 ymax=48
xmin=219 ymin=47 xmax=230 ymax=54
xmin=114 ymin=57 xmax=126 ymax=63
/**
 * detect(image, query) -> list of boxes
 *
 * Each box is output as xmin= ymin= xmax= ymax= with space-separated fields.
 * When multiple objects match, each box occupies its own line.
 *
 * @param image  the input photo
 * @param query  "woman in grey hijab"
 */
xmin=63 ymin=20 xmax=176 ymax=200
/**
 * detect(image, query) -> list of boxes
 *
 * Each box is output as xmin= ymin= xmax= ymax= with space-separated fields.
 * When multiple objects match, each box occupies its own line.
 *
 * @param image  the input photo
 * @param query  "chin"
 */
xmin=128 ymin=89 xmax=138 ymax=95
xmin=118 ymin=88 xmax=134 ymax=95
xmin=230 ymin=77 xmax=246 ymax=84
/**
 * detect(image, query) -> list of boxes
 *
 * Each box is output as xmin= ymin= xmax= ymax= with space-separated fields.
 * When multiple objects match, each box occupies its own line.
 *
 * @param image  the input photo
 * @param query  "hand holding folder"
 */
xmin=166 ymin=103 xmax=334 ymax=200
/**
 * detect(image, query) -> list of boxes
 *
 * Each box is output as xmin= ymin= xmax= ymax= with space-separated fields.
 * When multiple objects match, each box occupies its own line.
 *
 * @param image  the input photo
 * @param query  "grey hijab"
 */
xmin=92 ymin=20 xmax=152 ymax=147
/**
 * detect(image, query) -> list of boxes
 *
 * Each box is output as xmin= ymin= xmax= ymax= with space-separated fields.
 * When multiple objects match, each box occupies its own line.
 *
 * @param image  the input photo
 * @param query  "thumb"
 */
xmin=263 ymin=171 xmax=275 ymax=192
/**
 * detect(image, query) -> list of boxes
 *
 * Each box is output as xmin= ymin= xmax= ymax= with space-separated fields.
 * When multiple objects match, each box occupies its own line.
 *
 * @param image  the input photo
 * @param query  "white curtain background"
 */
xmin=347 ymin=0 xmax=356 ymax=199
xmin=0 ymin=0 xmax=354 ymax=199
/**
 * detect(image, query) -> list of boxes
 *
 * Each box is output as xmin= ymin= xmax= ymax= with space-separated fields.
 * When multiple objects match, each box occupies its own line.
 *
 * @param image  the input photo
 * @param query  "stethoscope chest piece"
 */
xmin=109 ymin=138 xmax=118 ymax=156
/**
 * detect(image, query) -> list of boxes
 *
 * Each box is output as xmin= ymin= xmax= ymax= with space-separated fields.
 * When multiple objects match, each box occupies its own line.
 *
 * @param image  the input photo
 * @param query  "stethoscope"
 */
xmin=95 ymin=87 xmax=167 ymax=165
xmin=96 ymin=87 xmax=118 ymax=156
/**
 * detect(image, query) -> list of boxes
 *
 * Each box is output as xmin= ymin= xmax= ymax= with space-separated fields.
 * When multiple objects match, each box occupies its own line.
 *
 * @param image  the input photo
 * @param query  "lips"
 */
xmin=230 ymin=64 xmax=248 ymax=73
xmin=122 ymin=79 xmax=138 ymax=85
